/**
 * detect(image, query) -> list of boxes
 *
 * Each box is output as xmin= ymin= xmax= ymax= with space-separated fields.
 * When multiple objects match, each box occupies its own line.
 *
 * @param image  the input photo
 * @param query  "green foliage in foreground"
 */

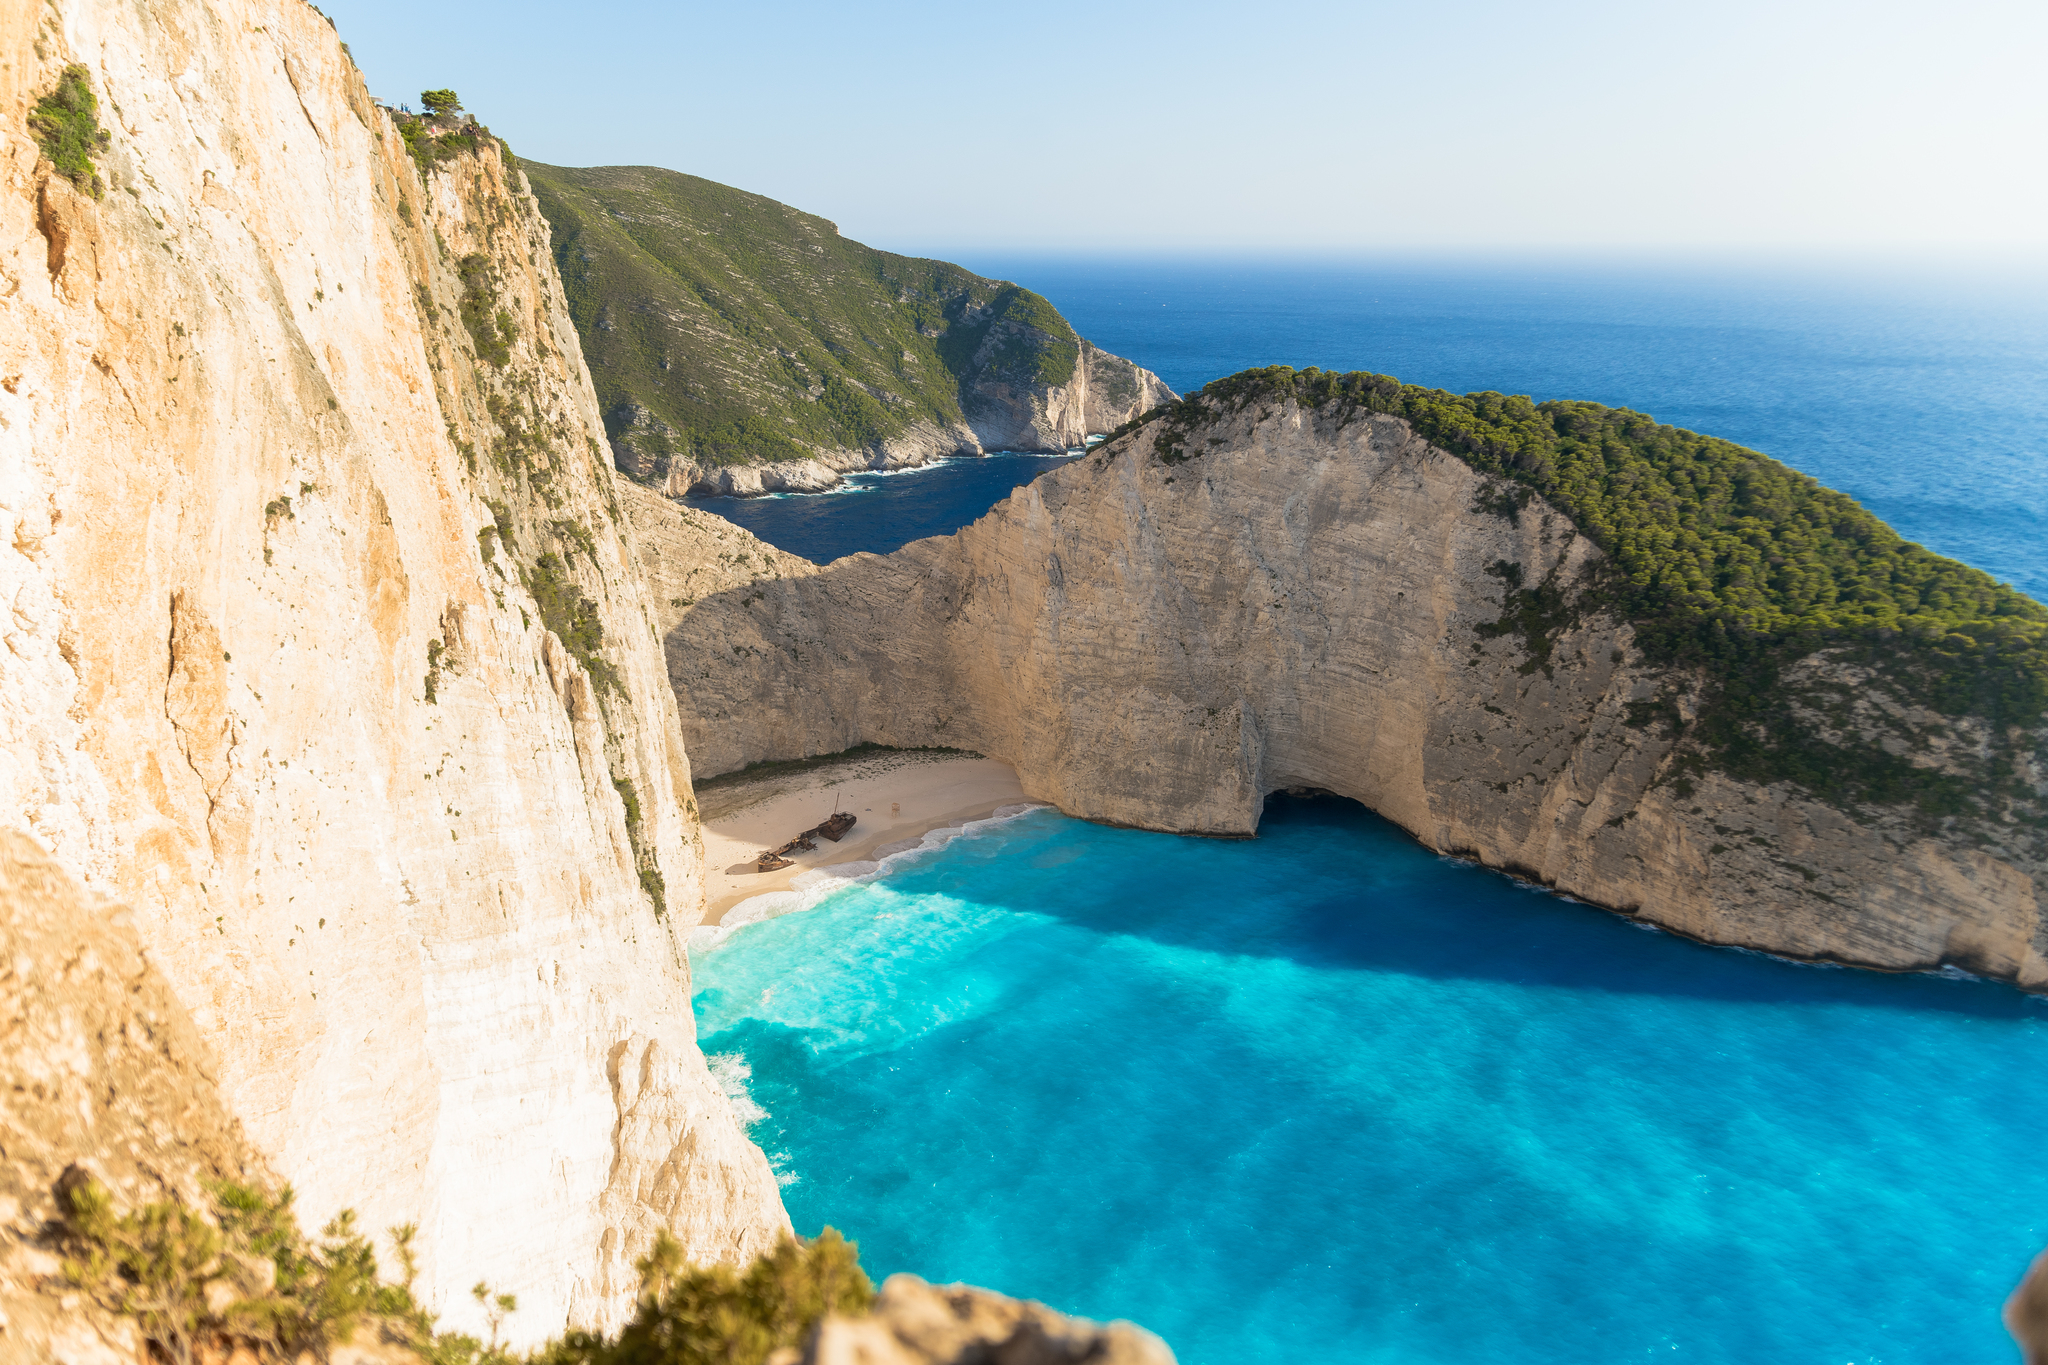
xmin=539 ymin=1229 xmax=872 ymax=1365
xmin=57 ymin=1168 xmax=871 ymax=1365
xmin=517 ymin=161 xmax=1083 ymax=477
xmin=59 ymin=1172 xmax=441 ymax=1365
xmin=31 ymin=64 xmax=111 ymax=197
xmin=1106 ymin=366 xmax=2048 ymax=819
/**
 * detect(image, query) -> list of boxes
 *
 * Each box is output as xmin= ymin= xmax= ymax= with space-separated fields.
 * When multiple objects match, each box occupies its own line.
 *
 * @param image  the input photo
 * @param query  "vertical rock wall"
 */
xmin=0 ymin=0 xmax=785 ymax=1341
xmin=957 ymin=339 xmax=1179 ymax=457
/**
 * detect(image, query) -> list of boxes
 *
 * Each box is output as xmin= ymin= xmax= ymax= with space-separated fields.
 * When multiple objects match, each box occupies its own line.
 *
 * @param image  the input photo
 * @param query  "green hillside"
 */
xmin=519 ymin=162 xmax=1082 ymax=480
xmin=1108 ymin=367 xmax=2048 ymax=823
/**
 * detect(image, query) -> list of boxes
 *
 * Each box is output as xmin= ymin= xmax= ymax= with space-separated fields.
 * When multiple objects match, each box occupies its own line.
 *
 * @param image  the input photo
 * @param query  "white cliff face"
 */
xmin=956 ymin=340 xmax=1178 ymax=459
xmin=666 ymin=400 xmax=2047 ymax=990
xmin=0 ymin=0 xmax=785 ymax=1344
xmin=616 ymin=477 xmax=818 ymax=641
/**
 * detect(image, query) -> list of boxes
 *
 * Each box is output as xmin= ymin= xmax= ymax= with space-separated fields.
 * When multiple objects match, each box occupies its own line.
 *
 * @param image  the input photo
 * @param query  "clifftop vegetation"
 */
xmin=1108 ymin=366 xmax=2048 ymax=821
xmin=393 ymin=89 xmax=509 ymax=180
xmin=518 ymin=162 xmax=1082 ymax=479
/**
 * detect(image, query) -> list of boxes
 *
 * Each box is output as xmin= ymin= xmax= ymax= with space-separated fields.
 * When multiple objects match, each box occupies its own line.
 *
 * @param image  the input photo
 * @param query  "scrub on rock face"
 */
xmin=694 ymin=797 xmax=2048 ymax=1365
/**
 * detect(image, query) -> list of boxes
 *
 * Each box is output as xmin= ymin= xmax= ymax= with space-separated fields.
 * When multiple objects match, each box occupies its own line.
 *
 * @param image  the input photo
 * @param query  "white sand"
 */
xmin=696 ymin=752 xmax=1029 ymax=923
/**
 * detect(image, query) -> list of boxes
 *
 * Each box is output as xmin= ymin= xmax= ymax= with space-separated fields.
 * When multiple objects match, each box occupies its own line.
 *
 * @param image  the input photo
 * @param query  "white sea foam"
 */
xmin=705 ymin=1052 xmax=769 ymax=1126
xmin=849 ymin=451 xmax=1078 ymax=482
xmin=846 ymin=458 xmax=956 ymax=480
xmin=687 ymin=802 xmax=1050 ymax=959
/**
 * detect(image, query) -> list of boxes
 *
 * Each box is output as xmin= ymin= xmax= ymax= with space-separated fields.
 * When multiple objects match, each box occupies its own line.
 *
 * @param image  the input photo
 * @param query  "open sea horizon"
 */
xmin=690 ymin=259 xmax=2048 ymax=1364
xmin=702 ymin=257 xmax=2048 ymax=600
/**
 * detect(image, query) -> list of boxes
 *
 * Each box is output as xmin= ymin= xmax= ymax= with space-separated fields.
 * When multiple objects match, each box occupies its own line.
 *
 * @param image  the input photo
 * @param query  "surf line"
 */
xmin=687 ymin=802 xmax=1051 ymax=958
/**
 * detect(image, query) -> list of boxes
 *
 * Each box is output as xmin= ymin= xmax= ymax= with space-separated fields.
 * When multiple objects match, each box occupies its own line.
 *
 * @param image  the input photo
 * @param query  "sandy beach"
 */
xmin=695 ymin=750 xmax=1031 ymax=923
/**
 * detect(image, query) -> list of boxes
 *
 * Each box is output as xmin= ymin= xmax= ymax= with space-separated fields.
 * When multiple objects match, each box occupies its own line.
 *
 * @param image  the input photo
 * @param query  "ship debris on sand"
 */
xmin=753 ymin=811 xmax=857 ymax=871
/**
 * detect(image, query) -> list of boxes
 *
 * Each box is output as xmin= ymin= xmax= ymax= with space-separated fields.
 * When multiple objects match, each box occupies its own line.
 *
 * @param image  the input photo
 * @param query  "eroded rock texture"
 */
xmin=806 ymin=1275 xmax=1175 ymax=1365
xmin=0 ymin=830 xmax=269 ymax=1364
xmin=669 ymin=400 xmax=2046 ymax=988
xmin=0 ymin=0 xmax=784 ymax=1341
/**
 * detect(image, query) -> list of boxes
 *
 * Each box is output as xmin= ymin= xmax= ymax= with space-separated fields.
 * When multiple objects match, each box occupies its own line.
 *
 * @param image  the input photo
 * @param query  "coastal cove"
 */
xmin=11 ymin=0 xmax=2047 ymax=1359
xmin=690 ymin=452 xmax=1083 ymax=565
xmin=681 ymin=259 xmax=2048 ymax=1364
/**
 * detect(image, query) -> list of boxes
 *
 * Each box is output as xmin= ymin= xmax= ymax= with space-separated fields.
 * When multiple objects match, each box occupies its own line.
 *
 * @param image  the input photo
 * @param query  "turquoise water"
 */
xmin=691 ymin=263 xmax=2048 ymax=1361
xmin=695 ymin=798 xmax=2048 ymax=1365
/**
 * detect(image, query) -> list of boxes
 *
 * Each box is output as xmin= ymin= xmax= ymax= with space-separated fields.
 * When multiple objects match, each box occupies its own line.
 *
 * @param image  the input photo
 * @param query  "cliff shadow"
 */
xmin=928 ymin=794 xmax=2042 ymax=1023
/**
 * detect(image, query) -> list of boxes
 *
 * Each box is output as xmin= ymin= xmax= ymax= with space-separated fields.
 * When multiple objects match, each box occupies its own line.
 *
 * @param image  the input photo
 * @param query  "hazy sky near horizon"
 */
xmin=325 ymin=0 xmax=2045 ymax=260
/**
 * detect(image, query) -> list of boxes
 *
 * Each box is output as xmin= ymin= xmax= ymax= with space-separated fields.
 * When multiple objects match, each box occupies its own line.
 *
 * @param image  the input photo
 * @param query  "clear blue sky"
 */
xmin=325 ymin=0 xmax=2045 ymax=261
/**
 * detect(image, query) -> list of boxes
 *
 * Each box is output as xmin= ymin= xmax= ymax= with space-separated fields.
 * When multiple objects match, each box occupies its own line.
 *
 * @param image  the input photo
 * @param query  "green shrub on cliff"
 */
xmin=525 ymin=551 xmax=619 ymax=695
xmin=396 ymin=93 xmax=491 ymax=180
xmin=31 ymin=64 xmax=111 ymax=198
xmin=1107 ymin=366 xmax=2048 ymax=817
xmin=458 ymin=253 xmax=516 ymax=366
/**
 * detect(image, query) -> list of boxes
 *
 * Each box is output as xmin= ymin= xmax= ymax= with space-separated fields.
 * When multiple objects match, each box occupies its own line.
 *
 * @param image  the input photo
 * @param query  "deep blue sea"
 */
xmin=690 ymin=261 xmax=2048 ymax=1364
xmin=699 ymin=259 xmax=2048 ymax=600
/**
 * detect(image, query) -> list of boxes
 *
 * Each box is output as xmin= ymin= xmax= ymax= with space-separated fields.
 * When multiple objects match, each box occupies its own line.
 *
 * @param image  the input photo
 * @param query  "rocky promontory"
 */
xmin=667 ymin=370 xmax=2047 ymax=989
xmin=521 ymin=162 xmax=1174 ymax=495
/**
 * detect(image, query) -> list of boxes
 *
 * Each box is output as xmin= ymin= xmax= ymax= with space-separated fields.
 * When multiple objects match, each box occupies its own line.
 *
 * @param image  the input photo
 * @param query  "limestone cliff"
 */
xmin=666 ymin=395 xmax=2047 ymax=989
xmin=0 ymin=0 xmax=784 ymax=1343
xmin=617 ymin=475 xmax=819 ymax=639
xmin=519 ymin=161 xmax=1174 ymax=497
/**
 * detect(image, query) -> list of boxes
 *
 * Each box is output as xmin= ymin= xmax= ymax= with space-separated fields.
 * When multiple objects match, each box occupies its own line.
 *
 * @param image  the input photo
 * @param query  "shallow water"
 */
xmin=695 ymin=798 xmax=2048 ymax=1365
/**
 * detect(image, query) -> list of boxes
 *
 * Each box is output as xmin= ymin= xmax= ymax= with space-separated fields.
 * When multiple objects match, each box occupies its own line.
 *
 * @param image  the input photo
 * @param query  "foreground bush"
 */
xmin=540 ymin=1228 xmax=873 ymax=1365
xmin=53 ymin=1164 xmax=868 ymax=1365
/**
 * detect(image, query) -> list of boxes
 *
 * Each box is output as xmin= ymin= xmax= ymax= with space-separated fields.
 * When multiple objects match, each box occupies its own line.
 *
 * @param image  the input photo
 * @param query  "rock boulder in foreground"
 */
xmin=807 ymin=1275 xmax=1175 ymax=1365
